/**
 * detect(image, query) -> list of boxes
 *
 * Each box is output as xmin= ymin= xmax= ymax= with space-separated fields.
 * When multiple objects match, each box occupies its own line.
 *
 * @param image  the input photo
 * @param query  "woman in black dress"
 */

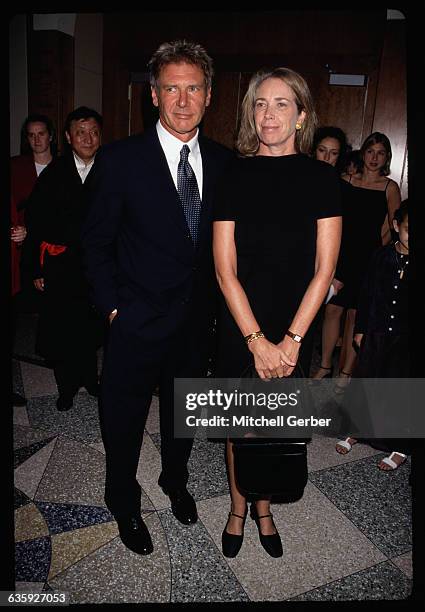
xmin=313 ymin=133 xmax=401 ymax=387
xmin=213 ymin=68 xmax=342 ymax=558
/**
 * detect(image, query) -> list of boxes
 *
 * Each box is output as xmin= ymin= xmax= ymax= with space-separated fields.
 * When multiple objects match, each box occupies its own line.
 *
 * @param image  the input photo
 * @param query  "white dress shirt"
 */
xmin=73 ymin=152 xmax=95 ymax=183
xmin=156 ymin=120 xmax=203 ymax=198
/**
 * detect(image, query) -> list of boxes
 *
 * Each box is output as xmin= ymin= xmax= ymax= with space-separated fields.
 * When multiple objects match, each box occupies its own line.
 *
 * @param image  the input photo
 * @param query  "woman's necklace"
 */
xmin=394 ymin=241 xmax=409 ymax=279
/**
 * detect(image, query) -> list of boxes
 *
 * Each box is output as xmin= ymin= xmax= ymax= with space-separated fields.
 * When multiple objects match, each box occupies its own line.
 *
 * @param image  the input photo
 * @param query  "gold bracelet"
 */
xmin=244 ymin=330 xmax=265 ymax=345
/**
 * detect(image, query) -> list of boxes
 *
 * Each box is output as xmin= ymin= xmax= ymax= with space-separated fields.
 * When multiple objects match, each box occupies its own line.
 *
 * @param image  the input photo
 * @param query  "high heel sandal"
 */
xmin=222 ymin=509 xmax=247 ymax=558
xmin=334 ymin=370 xmax=352 ymax=394
xmin=315 ymin=365 xmax=332 ymax=379
xmin=250 ymin=503 xmax=283 ymax=558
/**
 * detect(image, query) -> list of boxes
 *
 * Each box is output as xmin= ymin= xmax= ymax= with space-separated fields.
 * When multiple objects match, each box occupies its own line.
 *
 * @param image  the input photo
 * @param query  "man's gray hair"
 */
xmin=148 ymin=39 xmax=213 ymax=89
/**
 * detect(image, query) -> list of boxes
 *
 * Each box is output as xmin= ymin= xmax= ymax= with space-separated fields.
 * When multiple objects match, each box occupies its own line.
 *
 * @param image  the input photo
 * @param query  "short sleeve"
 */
xmin=314 ymin=163 xmax=342 ymax=219
xmin=212 ymin=161 xmax=240 ymax=221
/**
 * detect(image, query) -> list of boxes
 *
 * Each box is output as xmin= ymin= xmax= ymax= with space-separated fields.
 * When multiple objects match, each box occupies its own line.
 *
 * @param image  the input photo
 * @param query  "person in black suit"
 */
xmin=81 ymin=40 xmax=233 ymax=555
xmin=25 ymin=107 xmax=104 ymax=411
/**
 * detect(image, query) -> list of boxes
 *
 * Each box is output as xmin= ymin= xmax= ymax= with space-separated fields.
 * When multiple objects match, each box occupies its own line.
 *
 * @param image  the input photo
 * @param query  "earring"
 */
xmin=295 ymin=122 xmax=302 ymax=130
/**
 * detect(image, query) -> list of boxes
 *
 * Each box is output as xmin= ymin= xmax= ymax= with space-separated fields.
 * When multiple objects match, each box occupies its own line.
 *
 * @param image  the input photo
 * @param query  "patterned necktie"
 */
xmin=177 ymin=144 xmax=202 ymax=246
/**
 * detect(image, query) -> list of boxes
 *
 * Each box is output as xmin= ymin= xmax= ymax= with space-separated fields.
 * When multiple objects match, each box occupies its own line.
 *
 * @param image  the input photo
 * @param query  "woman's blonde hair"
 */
xmin=236 ymin=67 xmax=318 ymax=157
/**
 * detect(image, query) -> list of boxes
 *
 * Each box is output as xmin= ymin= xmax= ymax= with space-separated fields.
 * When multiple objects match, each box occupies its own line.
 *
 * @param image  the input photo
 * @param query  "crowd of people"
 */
xmin=10 ymin=39 xmax=408 ymax=560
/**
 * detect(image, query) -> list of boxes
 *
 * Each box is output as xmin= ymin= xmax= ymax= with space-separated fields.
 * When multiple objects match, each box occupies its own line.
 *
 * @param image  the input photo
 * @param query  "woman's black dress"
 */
xmin=329 ymin=178 xmax=389 ymax=309
xmin=213 ymin=154 xmax=341 ymax=378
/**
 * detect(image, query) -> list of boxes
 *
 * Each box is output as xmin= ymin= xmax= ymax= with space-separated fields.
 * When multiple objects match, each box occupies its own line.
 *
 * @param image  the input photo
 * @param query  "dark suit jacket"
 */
xmin=24 ymin=153 xmax=103 ymax=359
xmin=81 ymin=127 xmax=233 ymax=346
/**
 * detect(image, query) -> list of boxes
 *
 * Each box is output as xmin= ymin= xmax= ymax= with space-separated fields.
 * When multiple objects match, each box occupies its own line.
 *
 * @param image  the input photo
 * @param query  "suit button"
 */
xmin=181 ymin=297 xmax=189 ymax=305
xmin=192 ymin=266 xmax=197 ymax=272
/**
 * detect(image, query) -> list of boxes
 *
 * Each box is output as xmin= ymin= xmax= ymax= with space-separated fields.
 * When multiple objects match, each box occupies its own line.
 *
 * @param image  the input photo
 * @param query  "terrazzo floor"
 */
xmin=12 ymin=313 xmax=413 ymax=603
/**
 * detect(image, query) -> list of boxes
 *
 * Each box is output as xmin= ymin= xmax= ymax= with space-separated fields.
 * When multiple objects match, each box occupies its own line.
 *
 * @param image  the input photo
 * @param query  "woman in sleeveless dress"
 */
xmin=313 ymin=132 xmax=401 ymax=388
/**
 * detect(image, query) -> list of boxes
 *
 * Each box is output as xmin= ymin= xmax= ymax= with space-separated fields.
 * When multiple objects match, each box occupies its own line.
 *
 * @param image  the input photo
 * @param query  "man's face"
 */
xmin=26 ymin=121 xmax=51 ymax=155
xmin=151 ymin=62 xmax=211 ymax=142
xmin=65 ymin=117 xmax=101 ymax=162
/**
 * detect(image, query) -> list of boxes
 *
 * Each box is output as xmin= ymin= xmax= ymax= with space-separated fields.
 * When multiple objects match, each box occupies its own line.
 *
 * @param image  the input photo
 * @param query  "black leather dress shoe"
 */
xmin=56 ymin=395 xmax=74 ymax=411
xmin=12 ymin=392 xmax=27 ymax=407
xmin=116 ymin=515 xmax=153 ymax=555
xmin=162 ymin=487 xmax=198 ymax=525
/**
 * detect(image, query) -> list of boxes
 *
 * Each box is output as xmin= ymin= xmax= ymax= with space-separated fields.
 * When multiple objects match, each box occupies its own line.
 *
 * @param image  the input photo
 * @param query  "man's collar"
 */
xmin=156 ymin=120 xmax=199 ymax=157
xmin=72 ymin=151 xmax=95 ymax=168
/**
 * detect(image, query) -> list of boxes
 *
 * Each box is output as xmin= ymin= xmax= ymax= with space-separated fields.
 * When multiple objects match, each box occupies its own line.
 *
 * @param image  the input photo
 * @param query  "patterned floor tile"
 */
xmin=158 ymin=509 xmax=249 ymax=602
xmin=391 ymin=551 xmax=413 ymax=579
xmin=14 ymin=437 xmax=57 ymax=469
xmin=14 ymin=438 xmax=58 ymax=499
xmin=15 ymin=536 xmax=51 ymax=583
xmin=289 ymin=561 xmax=412 ymax=600
xmin=15 ymin=487 xmax=32 ymax=510
xmin=26 ymin=395 xmax=102 ymax=444
xmin=15 ymin=503 xmax=49 ymax=542
xmin=35 ymin=502 xmax=114 ymax=535
xmin=198 ymin=487 xmax=386 ymax=601
xmin=13 ymin=405 xmax=30 ymax=426
xmin=48 ymin=512 xmax=170 ymax=603
xmin=14 ymin=425 xmax=56 ymax=451
xmin=49 ymin=522 xmax=119 ymax=580
xmin=309 ymin=454 xmax=412 ymax=557
xmin=33 ymin=436 xmax=106 ymax=506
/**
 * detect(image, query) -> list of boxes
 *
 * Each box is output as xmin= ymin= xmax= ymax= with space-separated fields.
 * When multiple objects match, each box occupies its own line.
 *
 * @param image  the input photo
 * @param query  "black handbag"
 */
xmin=232 ymin=363 xmax=309 ymax=501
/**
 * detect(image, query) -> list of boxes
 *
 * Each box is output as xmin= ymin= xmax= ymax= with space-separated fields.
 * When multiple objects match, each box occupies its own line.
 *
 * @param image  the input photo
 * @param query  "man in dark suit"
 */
xmin=81 ymin=40 xmax=233 ymax=555
xmin=25 ymin=107 xmax=104 ymax=412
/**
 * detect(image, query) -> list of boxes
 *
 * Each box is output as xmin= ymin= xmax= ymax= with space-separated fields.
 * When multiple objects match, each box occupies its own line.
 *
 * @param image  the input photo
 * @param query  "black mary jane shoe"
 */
xmin=250 ymin=503 xmax=283 ymax=558
xmin=222 ymin=509 xmax=248 ymax=558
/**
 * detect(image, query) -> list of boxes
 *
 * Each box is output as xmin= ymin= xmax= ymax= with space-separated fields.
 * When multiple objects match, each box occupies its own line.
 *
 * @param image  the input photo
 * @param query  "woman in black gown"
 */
xmin=313 ymin=133 xmax=401 ymax=387
xmin=213 ymin=67 xmax=342 ymax=558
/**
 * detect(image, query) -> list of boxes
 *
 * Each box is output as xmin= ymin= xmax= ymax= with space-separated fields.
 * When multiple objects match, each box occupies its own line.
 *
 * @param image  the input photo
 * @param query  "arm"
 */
xmin=381 ymin=180 xmax=401 ymax=245
xmin=213 ymin=221 xmax=294 ymax=379
xmin=276 ymin=215 xmax=342 ymax=375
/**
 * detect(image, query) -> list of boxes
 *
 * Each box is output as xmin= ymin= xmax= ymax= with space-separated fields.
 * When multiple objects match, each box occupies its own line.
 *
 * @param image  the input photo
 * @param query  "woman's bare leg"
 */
xmin=225 ymin=440 xmax=247 ymax=534
xmin=338 ymin=308 xmax=357 ymax=376
xmin=313 ymin=304 xmax=344 ymax=379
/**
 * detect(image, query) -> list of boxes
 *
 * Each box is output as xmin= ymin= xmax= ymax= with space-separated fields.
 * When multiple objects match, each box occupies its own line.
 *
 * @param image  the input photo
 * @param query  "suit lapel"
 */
xmin=145 ymin=129 xmax=192 ymax=237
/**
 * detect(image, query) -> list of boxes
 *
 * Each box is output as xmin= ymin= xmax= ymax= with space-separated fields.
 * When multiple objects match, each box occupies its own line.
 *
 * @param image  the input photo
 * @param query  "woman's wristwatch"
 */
xmin=285 ymin=330 xmax=303 ymax=343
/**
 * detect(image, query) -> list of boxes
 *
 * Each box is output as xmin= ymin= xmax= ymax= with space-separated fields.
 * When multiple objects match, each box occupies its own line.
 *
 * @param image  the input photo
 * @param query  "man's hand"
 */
xmin=11 ymin=225 xmax=27 ymax=244
xmin=109 ymin=309 xmax=118 ymax=324
xmin=34 ymin=278 xmax=44 ymax=291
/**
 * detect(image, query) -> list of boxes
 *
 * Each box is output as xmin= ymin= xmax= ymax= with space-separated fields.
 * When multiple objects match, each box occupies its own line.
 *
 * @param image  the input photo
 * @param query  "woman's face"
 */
xmin=362 ymin=142 xmax=388 ymax=173
xmin=315 ymin=137 xmax=340 ymax=167
xmin=393 ymin=214 xmax=408 ymax=249
xmin=254 ymin=77 xmax=306 ymax=156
